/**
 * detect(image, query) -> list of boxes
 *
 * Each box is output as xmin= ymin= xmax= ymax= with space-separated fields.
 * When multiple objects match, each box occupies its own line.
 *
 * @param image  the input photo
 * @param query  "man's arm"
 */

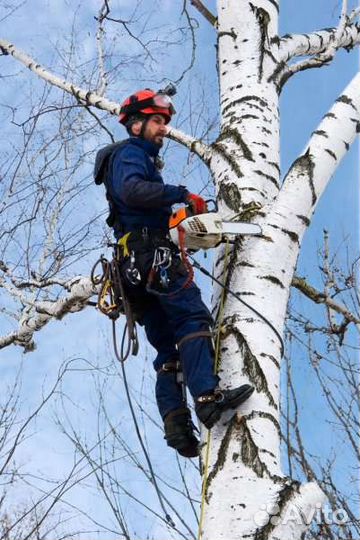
xmin=112 ymin=146 xmax=189 ymax=208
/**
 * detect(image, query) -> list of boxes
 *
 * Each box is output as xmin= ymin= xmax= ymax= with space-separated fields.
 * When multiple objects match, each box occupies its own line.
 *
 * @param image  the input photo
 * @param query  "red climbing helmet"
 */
xmin=119 ymin=87 xmax=176 ymax=125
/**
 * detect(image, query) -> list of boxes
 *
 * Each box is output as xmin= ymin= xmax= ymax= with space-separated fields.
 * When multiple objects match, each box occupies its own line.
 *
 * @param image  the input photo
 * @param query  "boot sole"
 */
xmin=219 ymin=385 xmax=254 ymax=412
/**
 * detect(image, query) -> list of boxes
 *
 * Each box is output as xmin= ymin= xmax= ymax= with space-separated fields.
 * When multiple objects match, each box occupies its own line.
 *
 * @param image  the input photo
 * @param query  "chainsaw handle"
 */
xmin=184 ymin=199 xmax=217 ymax=216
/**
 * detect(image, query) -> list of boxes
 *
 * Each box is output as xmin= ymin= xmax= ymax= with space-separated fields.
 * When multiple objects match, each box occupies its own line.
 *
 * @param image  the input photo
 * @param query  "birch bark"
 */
xmin=198 ymin=1 xmax=359 ymax=539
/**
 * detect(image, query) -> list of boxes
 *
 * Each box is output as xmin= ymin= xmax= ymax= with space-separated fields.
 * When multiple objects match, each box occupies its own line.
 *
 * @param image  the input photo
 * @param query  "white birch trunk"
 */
xmin=198 ymin=1 xmax=359 ymax=539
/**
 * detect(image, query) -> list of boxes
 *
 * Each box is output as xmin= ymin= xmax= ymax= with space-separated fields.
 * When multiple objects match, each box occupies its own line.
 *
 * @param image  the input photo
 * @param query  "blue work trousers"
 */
xmin=140 ymin=275 xmax=219 ymax=419
xmin=118 ymin=233 xmax=219 ymax=419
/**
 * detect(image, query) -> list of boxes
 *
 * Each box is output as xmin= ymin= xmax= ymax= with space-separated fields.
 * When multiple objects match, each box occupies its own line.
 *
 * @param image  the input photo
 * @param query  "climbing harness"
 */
xmin=147 ymin=246 xmax=172 ymax=290
xmin=91 ymin=244 xmax=139 ymax=362
xmin=145 ymin=235 xmax=194 ymax=297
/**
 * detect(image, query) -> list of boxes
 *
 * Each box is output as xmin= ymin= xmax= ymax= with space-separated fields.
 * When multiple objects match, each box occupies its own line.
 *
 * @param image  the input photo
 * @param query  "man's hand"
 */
xmin=186 ymin=193 xmax=208 ymax=215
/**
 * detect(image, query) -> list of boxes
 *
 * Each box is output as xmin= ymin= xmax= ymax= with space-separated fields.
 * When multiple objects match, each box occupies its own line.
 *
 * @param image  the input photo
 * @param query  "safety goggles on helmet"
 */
xmin=120 ymin=92 xmax=176 ymax=118
xmin=152 ymin=93 xmax=176 ymax=113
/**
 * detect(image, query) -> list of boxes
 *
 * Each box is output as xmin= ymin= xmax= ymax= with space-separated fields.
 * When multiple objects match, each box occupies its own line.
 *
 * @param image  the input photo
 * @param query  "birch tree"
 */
xmin=0 ymin=1 xmax=359 ymax=539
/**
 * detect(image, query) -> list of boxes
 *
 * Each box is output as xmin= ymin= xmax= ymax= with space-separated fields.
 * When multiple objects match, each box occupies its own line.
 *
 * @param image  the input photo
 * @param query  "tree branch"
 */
xmin=292 ymin=275 xmax=360 ymax=330
xmin=166 ymin=125 xmax=212 ymax=164
xmin=190 ymin=0 xmax=217 ymax=27
xmin=0 ymin=38 xmax=120 ymax=115
xmin=279 ymin=5 xmax=360 ymax=85
xmin=0 ymin=276 xmax=97 ymax=351
xmin=278 ymin=23 xmax=360 ymax=64
xmin=269 ymin=71 xmax=360 ymax=237
xmin=95 ymin=1 xmax=110 ymax=97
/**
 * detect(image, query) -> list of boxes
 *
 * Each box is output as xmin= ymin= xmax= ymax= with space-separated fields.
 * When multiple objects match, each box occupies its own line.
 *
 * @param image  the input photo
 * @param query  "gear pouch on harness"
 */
xmin=117 ymin=232 xmax=189 ymax=297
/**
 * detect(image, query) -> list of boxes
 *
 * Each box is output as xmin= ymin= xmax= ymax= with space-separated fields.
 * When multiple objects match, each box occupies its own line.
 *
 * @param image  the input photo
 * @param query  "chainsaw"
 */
xmin=169 ymin=201 xmax=262 ymax=251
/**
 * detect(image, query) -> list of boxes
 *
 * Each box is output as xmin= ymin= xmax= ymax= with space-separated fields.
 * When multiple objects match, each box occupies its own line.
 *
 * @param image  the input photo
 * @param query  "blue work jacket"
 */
xmin=107 ymin=137 xmax=188 ymax=237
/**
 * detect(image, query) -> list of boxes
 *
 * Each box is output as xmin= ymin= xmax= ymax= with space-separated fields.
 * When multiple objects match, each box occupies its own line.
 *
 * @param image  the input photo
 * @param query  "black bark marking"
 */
xmin=217 ymin=128 xmax=254 ymax=161
xmin=314 ymin=32 xmax=324 ymax=47
xmin=246 ymin=410 xmax=281 ymax=435
xmin=239 ymin=418 xmax=269 ymax=477
xmin=223 ymin=325 xmax=277 ymax=409
xmin=269 ymin=161 xmax=281 ymax=173
xmin=260 ymin=275 xmax=285 ymax=289
xmin=260 ymin=352 xmax=280 ymax=369
xmin=269 ymin=224 xmax=300 ymax=244
xmin=254 ymin=141 xmax=270 ymax=148
xmin=239 ymin=113 xmax=259 ymax=121
xmin=336 ymin=94 xmax=357 ymax=111
xmin=218 ymin=182 xmax=242 ymax=212
xmin=205 ymin=418 xmax=237 ymax=501
xmin=252 ymin=7 xmax=271 ymax=81
xmin=325 ymin=148 xmax=337 ymax=161
xmin=241 ymin=187 xmax=267 ymax=197
xmin=285 ymin=150 xmax=316 ymax=205
xmin=211 ymin=142 xmax=244 ymax=179
xmin=313 ymin=130 xmax=328 ymax=138
xmin=205 ymin=415 xmax=281 ymax=494
xmin=218 ymin=28 xmax=237 ymax=40
xmin=254 ymin=169 xmax=279 ymax=188
xmin=268 ymin=60 xmax=287 ymax=92
xmin=344 ymin=141 xmax=350 ymax=150
xmin=324 ymin=112 xmax=336 ymax=119
xmin=238 ymin=261 xmax=255 ymax=268
xmin=296 ymin=214 xmax=310 ymax=226
xmin=223 ymin=95 xmax=268 ymax=116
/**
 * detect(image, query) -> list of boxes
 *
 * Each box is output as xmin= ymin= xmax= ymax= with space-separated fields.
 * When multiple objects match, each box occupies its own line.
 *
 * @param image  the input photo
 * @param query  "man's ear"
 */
xmin=130 ymin=120 xmax=143 ymax=136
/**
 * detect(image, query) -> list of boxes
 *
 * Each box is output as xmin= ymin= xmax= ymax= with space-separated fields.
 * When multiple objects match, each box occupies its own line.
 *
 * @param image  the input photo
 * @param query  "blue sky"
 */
xmin=0 ymin=1 xmax=359 ymax=538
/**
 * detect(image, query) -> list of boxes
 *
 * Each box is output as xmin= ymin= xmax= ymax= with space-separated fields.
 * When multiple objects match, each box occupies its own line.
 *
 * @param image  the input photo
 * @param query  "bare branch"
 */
xmin=190 ymin=0 xmax=217 ymax=27
xmin=0 ymin=39 xmax=120 ymax=115
xmin=280 ymin=2 xmax=360 ymax=84
xmin=291 ymin=275 xmax=360 ymax=330
xmin=270 ymin=71 xmax=360 ymax=239
xmin=166 ymin=125 xmax=212 ymax=164
xmin=278 ymin=23 xmax=360 ymax=65
xmin=0 ymin=277 xmax=97 ymax=351
xmin=95 ymin=1 xmax=110 ymax=96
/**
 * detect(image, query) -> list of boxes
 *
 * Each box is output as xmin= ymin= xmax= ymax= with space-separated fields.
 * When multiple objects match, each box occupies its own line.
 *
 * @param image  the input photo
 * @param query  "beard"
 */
xmin=151 ymin=134 xmax=164 ymax=147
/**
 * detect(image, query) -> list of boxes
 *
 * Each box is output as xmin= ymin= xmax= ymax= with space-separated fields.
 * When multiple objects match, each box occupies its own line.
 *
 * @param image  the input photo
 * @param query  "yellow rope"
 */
xmin=197 ymin=240 xmax=230 ymax=540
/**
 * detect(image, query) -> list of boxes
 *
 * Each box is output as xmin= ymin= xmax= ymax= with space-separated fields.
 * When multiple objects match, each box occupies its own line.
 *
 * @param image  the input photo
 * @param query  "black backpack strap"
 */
xmin=94 ymin=140 xmax=129 ymax=228
xmin=94 ymin=140 xmax=128 ymax=185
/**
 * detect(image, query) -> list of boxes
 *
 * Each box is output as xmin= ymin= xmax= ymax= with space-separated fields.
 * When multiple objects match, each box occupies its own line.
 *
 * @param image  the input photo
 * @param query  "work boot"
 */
xmin=164 ymin=408 xmax=200 ymax=458
xmin=195 ymin=384 xmax=254 ymax=429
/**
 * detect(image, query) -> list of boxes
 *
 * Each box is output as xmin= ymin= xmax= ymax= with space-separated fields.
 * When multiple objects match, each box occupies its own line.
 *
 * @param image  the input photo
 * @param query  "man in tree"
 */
xmin=94 ymin=88 xmax=254 ymax=458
